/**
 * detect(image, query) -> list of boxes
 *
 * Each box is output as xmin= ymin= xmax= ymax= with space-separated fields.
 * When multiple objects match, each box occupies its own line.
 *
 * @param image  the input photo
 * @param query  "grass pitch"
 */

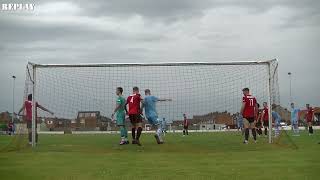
xmin=0 ymin=131 xmax=319 ymax=180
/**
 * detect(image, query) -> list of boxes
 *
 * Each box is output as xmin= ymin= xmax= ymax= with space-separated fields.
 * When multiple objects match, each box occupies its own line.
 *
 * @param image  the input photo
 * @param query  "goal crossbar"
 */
xmin=28 ymin=59 xmax=277 ymax=68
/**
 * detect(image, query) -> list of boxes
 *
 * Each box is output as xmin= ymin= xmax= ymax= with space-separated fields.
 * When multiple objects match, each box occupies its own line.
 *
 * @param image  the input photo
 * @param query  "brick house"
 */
xmin=76 ymin=111 xmax=101 ymax=130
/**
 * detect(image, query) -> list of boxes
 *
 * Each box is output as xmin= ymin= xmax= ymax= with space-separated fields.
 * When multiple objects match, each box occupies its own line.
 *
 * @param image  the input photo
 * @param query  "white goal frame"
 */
xmin=28 ymin=59 xmax=278 ymax=147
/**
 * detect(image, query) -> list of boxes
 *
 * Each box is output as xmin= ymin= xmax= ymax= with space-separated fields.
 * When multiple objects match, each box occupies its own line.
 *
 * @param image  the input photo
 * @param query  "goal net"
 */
xmin=4 ymin=59 xmax=281 ymax=149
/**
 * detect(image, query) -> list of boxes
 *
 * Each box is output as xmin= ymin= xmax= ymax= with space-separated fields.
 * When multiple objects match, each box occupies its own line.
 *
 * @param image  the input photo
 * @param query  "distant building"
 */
xmin=0 ymin=111 xmax=11 ymax=124
xmin=76 ymin=111 xmax=101 ymax=130
xmin=171 ymin=112 xmax=234 ymax=130
xmin=43 ymin=117 xmax=71 ymax=131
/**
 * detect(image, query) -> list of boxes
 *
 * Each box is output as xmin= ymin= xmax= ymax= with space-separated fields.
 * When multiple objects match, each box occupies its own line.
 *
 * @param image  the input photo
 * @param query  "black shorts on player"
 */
xmin=129 ymin=114 xmax=142 ymax=124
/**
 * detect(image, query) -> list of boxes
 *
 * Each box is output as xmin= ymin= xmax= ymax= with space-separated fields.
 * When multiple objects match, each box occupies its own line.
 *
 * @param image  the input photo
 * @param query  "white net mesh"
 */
xmin=22 ymin=60 xmax=279 ymax=130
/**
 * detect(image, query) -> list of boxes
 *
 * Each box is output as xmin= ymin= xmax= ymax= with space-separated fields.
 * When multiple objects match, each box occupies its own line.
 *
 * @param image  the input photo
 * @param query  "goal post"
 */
xmin=25 ymin=59 xmax=279 ymax=147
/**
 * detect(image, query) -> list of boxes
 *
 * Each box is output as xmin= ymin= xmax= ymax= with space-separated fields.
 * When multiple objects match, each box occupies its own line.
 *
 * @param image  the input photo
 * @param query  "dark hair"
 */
xmin=242 ymin=88 xmax=249 ymax=92
xmin=272 ymin=104 xmax=277 ymax=109
xmin=27 ymin=94 xmax=32 ymax=101
xmin=145 ymin=89 xmax=151 ymax=94
xmin=133 ymin=87 xmax=139 ymax=91
xmin=117 ymin=87 xmax=123 ymax=94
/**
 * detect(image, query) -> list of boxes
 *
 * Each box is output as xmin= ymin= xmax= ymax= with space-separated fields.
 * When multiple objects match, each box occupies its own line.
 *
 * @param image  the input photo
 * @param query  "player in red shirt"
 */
xmin=183 ymin=114 xmax=189 ymax=136
xmin=260 ymin=102 xmax=269 ymax=136
xmin=126 ymin=87 xmax=143 ymax=146
xmin=18 ymin=94 xmax=53 ymax=145
xmin=7 ymin=121 xmax=14 ymax=135
xmin=240 ymin=88 xmax=258 ymax=144
xmin=305 ymin=104 xmax=314 ymax=135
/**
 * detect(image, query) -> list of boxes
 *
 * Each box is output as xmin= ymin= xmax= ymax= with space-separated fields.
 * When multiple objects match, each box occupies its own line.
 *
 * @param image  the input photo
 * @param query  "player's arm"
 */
xmin=257 ymin=112 xmax=262 ymax=122
xmin=240 ymin=102 xmax=245 ymax=116
xmin=254 ymin=103 xmax=258 ymax=122
xmin=111 ymin=101 xmax=121 ymax=119
xmin=140 ymin=99 xmax=144 ymax=114
xmin=157 ymin=98 xmax=172 ymax=102
xmin=18 ymin=104 xmax=25 ymax=116
xmin=124 ymin=100 xmax=128 ymax=114
xmin=37 ymin=104 xmax=54 ymax=115
xmin=260 ymin=109 xmax=265 ymax=122
xmin=312 ymin=110 xmax=315 ymax=122
xmin=113 ymin=104 xmax=121 ymax=113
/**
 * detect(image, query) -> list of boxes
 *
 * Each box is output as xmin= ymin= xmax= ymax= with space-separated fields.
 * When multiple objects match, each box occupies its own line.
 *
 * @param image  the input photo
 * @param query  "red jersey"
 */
xmin=262 ymin=107 xmax=269 ymax=122
xmin=24 ymin=100 xmax=38 ymax=121
xmin=8 ymin=122 xmax=13 ymax=129
xmin=242 ymin=95 xmax=257 ymax=118
xmin=127 ymin=94 xmax=142 ymax=115
xmin=306 ymin=108 xmax=314 ymax=121
xmin=183 ymin=117 xmax=189 ymax=127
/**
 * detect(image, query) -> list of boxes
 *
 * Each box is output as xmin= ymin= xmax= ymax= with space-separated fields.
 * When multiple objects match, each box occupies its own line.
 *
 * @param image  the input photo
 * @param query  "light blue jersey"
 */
xmin=144 ymin=95 xmax=159 ymax=125
xmin=291 ymin=108 xmax=300 ymax=124
xmin=272 ymin=111 xmax=281 ymax=125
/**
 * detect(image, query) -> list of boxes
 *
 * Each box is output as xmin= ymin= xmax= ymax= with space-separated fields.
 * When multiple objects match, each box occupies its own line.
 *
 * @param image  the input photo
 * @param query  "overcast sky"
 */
xmin=0 ymin=0 xmax=319 ymax=114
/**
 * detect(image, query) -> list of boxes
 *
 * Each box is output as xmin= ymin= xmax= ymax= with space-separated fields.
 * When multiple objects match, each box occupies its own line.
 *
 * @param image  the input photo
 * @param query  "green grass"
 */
xmin=0 ymin=131 xmax=319 ymax=180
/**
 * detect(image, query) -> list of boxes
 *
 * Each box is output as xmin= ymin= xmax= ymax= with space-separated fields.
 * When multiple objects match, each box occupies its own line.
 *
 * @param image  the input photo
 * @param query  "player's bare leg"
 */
xmin=308 ymin=122 xmax=313 ymax=135
xmin=131 ymin=123 xmax=137 ymax=144
xmin=135 ymin=123 xmax=143 ymax=146
xmin=250 ymin=123 xmax=257 ymax=143
xmin=243 ymin=119 xmax=250 ymax=144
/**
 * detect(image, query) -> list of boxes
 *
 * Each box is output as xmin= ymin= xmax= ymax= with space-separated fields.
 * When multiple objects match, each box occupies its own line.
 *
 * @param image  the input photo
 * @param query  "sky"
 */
xmin=0 ymin=0 xmax=319 ymax=114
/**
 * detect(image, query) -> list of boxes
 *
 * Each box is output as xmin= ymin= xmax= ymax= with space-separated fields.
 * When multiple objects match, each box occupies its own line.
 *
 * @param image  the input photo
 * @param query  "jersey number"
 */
xmin=249 ymin=99 xmax=254 ymax=106
xmin=130 ymin=97 xmax=134 ymax=103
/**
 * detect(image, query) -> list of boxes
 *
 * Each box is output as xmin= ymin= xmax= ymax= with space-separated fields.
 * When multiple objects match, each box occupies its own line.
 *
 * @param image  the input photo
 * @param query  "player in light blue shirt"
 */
xmin=161 ymin=118 xmax=167 ymax=134
xmin=291 ymin=103 xmax=300 ymax=136
xmin=142 ymin=89 xmax=172 ymax=144
xmin=272 ymin=104 xmax=281 ymax=137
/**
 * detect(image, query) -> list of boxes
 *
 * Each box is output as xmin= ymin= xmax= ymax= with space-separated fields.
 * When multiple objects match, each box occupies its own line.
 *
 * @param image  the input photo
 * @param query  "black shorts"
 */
xmin=246 ymin=117 xmax=255 ymax=123
xmin=129 ymin=114 xmax=142 ymax=124
xmin=184 ymin=126 xmax=188 ymax=130
xmin=263 ymin=121 xmax=269 ymax=127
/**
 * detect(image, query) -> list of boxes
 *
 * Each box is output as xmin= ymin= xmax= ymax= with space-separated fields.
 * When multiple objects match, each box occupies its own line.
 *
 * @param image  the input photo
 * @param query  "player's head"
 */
xmin=263 ymin=102 xmax=267 ymax=107
xmin=272 ymin=104 xmax=277 ymax=110
xmin=291 ymin=103 xmax=295 ymax=108
xmin=27 ymin=94 xmax=32 ymax=101
xmin=133 ymin=86 xmax=139 ymax=94
xmin=145 ymin=89 xmax=151 ymax=95
xmin=116 ymin=87 xmax=123 ymax=96
xmin=183 ymin=114 xmax=186 ymax=118
xmin=242 ymin=88 xmax=250 ymax=95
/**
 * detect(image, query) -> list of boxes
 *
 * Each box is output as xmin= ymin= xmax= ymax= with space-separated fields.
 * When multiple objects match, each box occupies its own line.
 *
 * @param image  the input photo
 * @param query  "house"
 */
xmin=0 ymin=111 xmax=11 ymax=124
xmin=76 ymin=111 xmax=100 ymax=130
xmin=44 ymin=117 xmax=71 ymax=131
